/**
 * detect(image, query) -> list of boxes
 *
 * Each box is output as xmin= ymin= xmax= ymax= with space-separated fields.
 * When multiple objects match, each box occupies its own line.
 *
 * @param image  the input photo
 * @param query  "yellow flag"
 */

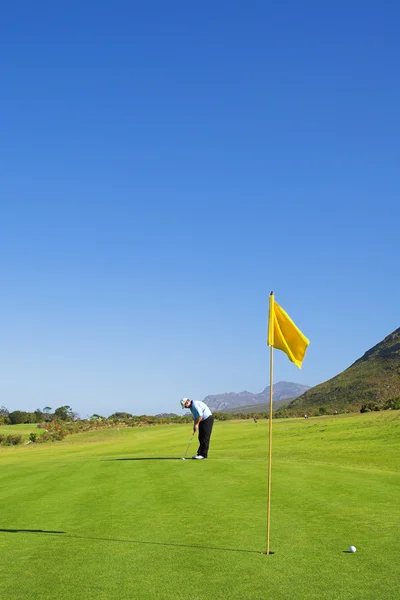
xmin=268 ymin=293 xmax=310 ymax=368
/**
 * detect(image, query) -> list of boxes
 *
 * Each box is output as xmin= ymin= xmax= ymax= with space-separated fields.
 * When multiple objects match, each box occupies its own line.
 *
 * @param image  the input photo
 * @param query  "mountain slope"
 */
xmin=223 ymin=397 xmax=295 ymax=414
xmin=285 ymin=327 xmax=400 ymax=414
xmin=204 ymin=381 xmax=310 ymax=411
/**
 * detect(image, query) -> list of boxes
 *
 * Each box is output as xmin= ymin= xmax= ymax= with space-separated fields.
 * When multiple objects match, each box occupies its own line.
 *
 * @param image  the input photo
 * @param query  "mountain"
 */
xmin=203 ymin=381 xmax=310 ymax=412
xmin=223 ymin=397 xmax=295 ymax=414
xmin=284 ymin=327 xmax=400 ymax=414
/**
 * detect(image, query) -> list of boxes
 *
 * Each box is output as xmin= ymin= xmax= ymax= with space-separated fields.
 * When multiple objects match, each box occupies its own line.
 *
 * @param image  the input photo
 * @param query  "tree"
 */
xmin=34 ymin=408 xmax=44 ymax=422
xmin=0 ymin=406 xmax=10 ymax=425
xmin=9 ymin=411 xmax=30 ymax=424
xmin=42 ymin=407 xmax=53 ymax=421
xmin=108 ymin=412 xmax=133 ymax=420
xmin=54 ymin=405 xmax=74 ymax=421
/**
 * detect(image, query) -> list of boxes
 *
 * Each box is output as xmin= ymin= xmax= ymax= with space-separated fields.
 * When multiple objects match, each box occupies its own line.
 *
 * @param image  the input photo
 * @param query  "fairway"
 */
xmin=0 ymin=423 xmax=38 ymax=440
xmin=1 ymin=412 xmax=399 ymax=600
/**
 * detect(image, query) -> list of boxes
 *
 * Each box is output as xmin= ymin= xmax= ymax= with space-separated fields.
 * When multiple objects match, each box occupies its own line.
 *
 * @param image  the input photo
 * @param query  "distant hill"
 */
xmin=155 ymin=413 xmax=179 ymax=418
xmin=223 ymin=397 xmax=294 ymax=414
xmin=204 ymin=382 xmax=310 ymax=412
xmin=285 ymin=327 xmax=400 ymax=414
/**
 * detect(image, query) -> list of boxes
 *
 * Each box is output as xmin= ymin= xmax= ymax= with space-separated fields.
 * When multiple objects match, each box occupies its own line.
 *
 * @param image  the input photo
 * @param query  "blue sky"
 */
xmin=1 ymin=1 xmax=399 ymax=417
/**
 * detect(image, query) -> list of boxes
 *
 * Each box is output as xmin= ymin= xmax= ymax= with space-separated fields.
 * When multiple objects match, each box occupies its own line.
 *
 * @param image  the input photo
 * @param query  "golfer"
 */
xmin=180 ymin=398 xmax=214 ymax=460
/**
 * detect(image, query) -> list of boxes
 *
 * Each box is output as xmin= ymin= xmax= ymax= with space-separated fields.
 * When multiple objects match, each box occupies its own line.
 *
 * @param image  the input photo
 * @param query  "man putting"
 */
xmin=180 ymin=398 xmax=214 ymax=460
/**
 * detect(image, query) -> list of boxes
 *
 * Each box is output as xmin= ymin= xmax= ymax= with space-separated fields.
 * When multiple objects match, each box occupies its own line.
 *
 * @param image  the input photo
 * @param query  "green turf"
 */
xmin=1 ymin=412 xmax=399 ymax=599
xmin=0 ymin=423 xmax=39 ymax=440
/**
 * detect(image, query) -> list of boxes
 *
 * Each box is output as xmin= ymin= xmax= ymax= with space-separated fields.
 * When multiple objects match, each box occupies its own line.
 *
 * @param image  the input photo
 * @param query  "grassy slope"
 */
xmin=287 ymin=328 xmax=400 ymax=413
xmin=0 ymin=423 xmax=39 ymax=440
xmin=0 ymin=413 xmax=399 ymax=600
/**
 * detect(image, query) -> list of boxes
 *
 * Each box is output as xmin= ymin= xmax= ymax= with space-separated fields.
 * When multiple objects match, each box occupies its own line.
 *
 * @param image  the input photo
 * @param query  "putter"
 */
xmin=181 ymin=432 xmax=195 ymax=460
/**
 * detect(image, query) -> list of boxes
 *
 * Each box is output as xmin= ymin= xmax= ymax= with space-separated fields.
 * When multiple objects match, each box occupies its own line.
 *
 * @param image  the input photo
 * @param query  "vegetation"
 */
xmin=0 ymin=409 xmax=195 ymax=446
xmin=0 ymin=433 xmax=23 ymax=446
xmin=1 ymin=391 xmax=399 ymax=448
xmin=0 ymin=405 xmax=76 ymax=425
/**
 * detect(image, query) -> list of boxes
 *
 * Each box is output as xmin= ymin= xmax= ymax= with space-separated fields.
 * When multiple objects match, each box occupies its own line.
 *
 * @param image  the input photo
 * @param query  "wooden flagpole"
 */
xmin=266 ymin=292 xmax=274 ymax=555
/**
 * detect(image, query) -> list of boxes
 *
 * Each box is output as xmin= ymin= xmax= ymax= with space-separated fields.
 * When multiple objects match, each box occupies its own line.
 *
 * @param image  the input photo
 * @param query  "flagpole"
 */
xmin=264 ymin=291 xmax=309 ymax=555
xmin=266 ymin=292 xmax=274 ymax=555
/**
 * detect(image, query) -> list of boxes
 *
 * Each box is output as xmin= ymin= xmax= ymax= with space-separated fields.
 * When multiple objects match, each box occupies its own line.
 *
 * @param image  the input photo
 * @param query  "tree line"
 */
xmin=3 ymin=399 xmax=399 ymax=429
xmin=0 ymin=406 xmax=196 ymax=427
xmin=0 ymin=406 xmax=77 ymax=425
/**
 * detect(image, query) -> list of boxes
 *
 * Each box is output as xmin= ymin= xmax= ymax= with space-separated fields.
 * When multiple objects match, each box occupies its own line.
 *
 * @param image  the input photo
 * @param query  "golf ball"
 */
xmin=349 ymin=546 xmax=356 ymax=553
xmin=181 ymin=457 xmax=185 ymax=461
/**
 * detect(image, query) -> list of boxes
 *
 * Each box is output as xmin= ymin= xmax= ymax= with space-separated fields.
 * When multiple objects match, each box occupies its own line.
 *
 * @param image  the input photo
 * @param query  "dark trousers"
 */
xmin=198 ymin=416 xmax=214 ymax=458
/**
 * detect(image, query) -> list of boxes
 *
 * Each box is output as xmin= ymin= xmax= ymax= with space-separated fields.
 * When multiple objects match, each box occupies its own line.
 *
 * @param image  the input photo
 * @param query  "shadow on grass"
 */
xmin=103 ymin=457 xmax=183 ymax=461
xmin=65 ymin=534 xmax=260 ymax=554
xmin=0 ymin=528 xmax=64 ymax=534
xmin=0 ymin=529 xmax=259 ymax=554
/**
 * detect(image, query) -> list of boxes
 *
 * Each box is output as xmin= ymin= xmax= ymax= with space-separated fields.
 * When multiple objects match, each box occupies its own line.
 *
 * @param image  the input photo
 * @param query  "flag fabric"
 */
xmin=268 ymin=293 xmax=309 ymax=368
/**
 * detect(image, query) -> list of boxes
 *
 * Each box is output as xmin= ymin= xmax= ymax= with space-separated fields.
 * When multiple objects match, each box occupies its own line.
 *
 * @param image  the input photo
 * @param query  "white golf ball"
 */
xmin=349 ymin=546 xmax=356 ymax=553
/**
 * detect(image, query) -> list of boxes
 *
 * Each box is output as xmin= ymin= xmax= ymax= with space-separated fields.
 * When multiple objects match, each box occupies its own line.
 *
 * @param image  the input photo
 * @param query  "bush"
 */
xmin=384 ymin=396 xmax=400 ymax=410
xmin=2 ymin=434 xmax=23 ymax=446
xmin=36 ymin=431 xmax=51 ymax=443
xmin=52 ymin=429 xmax=68 ymax=441
xmin=360 ymin=402 xmax=381 ymax=413
xmin=35 ymin=428 xmax=68 ymax=443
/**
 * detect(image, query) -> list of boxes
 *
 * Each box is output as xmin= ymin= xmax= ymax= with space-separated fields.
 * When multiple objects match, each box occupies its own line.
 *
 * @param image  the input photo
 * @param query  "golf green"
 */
xmin=1 ymin=411 xmax=399 ymax=599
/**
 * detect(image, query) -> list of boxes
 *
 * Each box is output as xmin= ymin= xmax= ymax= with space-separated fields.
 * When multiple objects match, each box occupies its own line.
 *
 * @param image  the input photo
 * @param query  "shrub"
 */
xmin=384 ymin=396 xmax=400 ymax=410
xmin=52 ymin=429 xmax=68 ymax=441
xmin=36 ymin=432 xmax=51 ymax=443
xmin=2 ymin=434 xmax=23 ymax=446
xmin=360 ymin=402 xmax=381 ymax=413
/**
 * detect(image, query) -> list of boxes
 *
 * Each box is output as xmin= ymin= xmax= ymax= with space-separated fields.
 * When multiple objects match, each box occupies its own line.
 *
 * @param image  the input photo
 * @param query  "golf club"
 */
xmin=181 ymin=432 xmax=195 ymax=460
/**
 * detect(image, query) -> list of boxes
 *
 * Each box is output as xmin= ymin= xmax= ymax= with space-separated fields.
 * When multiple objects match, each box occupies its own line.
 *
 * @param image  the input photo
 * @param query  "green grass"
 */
xmin=0 ymin=423 xmax=38 ymax=440
xmin=1 ymin=411 xmax=399 ymax=599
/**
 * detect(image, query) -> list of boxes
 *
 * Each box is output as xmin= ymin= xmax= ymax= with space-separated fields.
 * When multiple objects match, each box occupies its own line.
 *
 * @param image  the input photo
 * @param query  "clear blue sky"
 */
xmin=1 ymin=1 xmax=399 ymax=417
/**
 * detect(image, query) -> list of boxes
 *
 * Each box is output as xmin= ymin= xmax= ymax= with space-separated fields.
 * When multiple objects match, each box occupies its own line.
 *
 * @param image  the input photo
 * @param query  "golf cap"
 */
xmin=180 ymin=398 xmax=189 ymax=409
